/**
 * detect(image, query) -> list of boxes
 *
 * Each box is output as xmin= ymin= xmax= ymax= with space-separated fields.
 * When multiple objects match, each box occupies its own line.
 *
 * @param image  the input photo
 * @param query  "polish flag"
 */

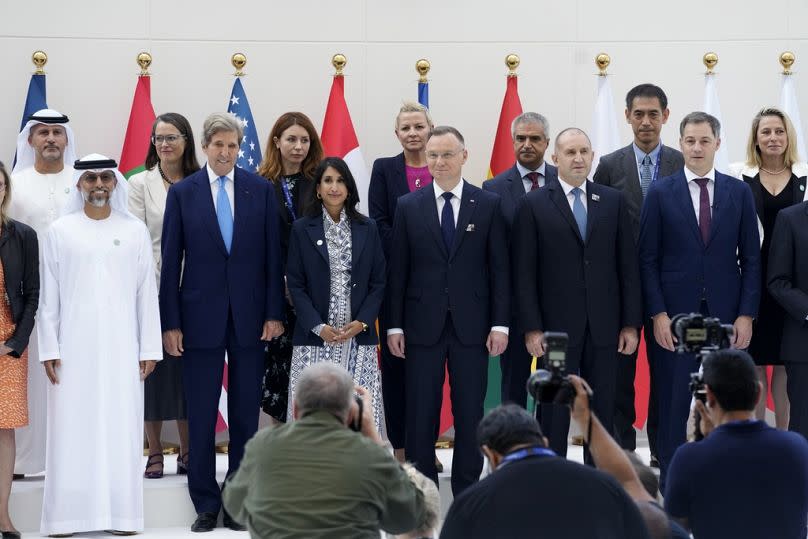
xmin=321 ymin=74 xmax=370 ymax=213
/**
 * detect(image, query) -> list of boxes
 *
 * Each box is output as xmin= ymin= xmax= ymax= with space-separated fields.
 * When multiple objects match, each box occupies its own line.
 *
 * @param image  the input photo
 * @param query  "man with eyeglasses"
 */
xmin=387 ymin=125 xmax=509 ymax=495
xmin=8 ymin=109 xmax=78 ymax=479
xmin=37 ymin=154 xmax=162 ymax=536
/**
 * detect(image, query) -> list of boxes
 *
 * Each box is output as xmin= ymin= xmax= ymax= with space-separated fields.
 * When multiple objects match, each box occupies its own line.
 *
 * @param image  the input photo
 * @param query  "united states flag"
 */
xmin=227 ymin=78 xmax=262 ymax=172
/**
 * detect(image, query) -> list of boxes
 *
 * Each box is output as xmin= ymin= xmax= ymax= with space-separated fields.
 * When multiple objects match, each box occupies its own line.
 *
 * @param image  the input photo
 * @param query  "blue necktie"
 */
xmin=441 ymin=192 xmax=455 ymax=251
xmin=571 ymin=187 xmax=587 ymax=241
xmin=640 ymin=155 xmax=653 ymax=197
xmin=217 ymin=176 xmax=233 ymax=253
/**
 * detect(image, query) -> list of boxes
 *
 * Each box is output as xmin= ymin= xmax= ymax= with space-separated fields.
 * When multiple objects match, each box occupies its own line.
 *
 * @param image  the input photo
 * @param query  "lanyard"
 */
xmin=499 ymin=446 xmax=556 ymax=468
xmin=280 ymin=178 xmax=296 ymax=221
xmin=652 ymin=145 xmax=663 ymax=184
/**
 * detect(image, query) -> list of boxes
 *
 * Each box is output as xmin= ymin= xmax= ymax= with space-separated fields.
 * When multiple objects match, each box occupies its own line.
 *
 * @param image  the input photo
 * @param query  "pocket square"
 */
xmin=591 ymin=193 xmax=600 ymax=201
xmin=466 ymin=223 xmax=476 ymax=232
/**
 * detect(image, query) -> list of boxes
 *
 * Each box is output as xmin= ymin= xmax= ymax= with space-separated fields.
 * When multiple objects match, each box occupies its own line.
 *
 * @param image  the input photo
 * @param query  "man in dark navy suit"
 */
xmin=639 ymin=111 xmax=760 ymax=488
xmin=484 ymin=112 xmax=558 ymax=406
xmin=513 ymin=127 xmax=642 ymax=462
xmin=387 ymin=125 xmax=509 ymax=495
xmin=160 ymin=112 xmax=285 ymax=532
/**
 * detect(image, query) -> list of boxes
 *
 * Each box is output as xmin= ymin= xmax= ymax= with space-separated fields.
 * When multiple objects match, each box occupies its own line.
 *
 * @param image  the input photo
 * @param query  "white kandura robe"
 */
xmin=7 ymin=166 xmax=76 ymax=475
xmin=37 ymin=210 xmax=162 ymax=535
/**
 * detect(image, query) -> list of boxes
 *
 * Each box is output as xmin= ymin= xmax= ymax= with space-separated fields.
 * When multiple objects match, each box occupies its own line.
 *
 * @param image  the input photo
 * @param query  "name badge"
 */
xmin=466 ymin=224 xmax=475 ymax=232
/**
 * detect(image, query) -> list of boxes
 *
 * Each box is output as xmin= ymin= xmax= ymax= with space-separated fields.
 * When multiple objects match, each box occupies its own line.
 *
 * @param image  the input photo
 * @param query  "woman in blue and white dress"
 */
xmin=285 ymin=157 xmax=387 ymax=433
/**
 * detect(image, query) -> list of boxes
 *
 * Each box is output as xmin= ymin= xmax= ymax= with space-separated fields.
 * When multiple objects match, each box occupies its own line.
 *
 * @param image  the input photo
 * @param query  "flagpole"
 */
xmin=779 ymin=51 xmax=807 ymax=163
xmin=702 ymin=52 xmax=729 ymax=172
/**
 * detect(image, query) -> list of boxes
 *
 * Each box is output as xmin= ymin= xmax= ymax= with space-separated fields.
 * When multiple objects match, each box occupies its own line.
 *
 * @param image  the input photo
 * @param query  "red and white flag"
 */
xmin=321 ymin=74 xmax=369 ymax=213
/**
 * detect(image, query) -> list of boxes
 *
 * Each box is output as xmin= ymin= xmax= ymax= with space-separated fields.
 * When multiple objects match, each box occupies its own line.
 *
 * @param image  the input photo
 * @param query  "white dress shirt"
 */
xmin=557 ymin=177 xmax=588 ymax=212
xmin=516 ymin=161 xmax=547 ymax=193
xmin=207 ymin=164 xmax=235 ymax=214
xmin=684 ymin=167 xmax=715 ymax=224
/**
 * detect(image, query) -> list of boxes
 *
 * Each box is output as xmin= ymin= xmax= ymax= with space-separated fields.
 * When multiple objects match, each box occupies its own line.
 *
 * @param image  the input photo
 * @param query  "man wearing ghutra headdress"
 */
xmin=8 ymin=108 xmax=77 ymax=477
xmin=37 ymin=154 xmax=162 ymax=536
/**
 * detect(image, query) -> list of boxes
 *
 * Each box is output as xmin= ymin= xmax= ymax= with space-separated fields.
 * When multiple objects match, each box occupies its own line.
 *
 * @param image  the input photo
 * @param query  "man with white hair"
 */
xmin=37 ymin=154 xmax=162 ymax=536
xmin=8 ymin=108 xmax=77 ymax=477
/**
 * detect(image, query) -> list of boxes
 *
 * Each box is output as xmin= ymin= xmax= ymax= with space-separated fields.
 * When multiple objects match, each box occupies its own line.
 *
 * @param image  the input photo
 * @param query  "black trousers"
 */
xmin=786 ymin=362 xmax=808 ymax=441
xmin=536 ymin=327 xmax=617 ymax=466
xmin=182 ymin=312 xmax=265 ymax=514
xmin=405 ymin=315 xmax=488 ymax=496
xmin=500 ymin=328 xmax=532 ymax=408
xmin=379 ymin=310 xmax=406 ymax=449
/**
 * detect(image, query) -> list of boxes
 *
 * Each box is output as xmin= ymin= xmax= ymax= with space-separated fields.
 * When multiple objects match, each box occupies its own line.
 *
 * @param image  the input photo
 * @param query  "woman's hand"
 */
xmin=337 ymin=321 xmax=365 ymax=342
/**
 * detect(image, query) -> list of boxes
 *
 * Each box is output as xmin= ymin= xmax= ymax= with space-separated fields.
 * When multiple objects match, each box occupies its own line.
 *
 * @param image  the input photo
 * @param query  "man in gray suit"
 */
xmin=593 ymin=84 xmax=684 ymax=462
xmin=484 ymin=112 xmax=558 ymax=406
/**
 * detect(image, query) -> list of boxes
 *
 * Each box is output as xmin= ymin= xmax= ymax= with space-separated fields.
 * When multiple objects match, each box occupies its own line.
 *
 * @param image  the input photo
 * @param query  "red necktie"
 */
xmin=526 ymin=172 xmax=540 ymax=191
xmin=694 ymin=178 xmax=711 ymax=244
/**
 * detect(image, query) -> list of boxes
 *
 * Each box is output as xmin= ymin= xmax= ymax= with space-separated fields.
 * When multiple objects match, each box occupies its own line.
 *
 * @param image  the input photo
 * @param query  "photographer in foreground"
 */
xmin=223 ymin=362 xmax=427 ymax=538
xmin=440 ymin=403 xmax=650 ymax=539
xmin=664 ymin=349 xmax=808 ymax=539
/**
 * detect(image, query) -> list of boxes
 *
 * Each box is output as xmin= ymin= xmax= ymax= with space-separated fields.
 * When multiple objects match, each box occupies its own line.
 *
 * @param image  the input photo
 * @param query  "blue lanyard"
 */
xmin=652 ymin=145 xmax=663 ymax=184
xmin=499 ymin=446 xmax=556 ymax=468
xmin=280 ymin=179 xmax=296 ymax=221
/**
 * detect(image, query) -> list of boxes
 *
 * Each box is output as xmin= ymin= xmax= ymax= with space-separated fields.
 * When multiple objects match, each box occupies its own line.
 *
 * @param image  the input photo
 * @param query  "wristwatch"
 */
xmin=360 ymin=321 xmax=369 ymax=333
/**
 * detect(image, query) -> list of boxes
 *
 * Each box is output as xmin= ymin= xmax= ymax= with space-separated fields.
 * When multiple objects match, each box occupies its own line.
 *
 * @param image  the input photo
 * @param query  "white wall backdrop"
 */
xmin=2 ymin=0 xmax=807 ymax=185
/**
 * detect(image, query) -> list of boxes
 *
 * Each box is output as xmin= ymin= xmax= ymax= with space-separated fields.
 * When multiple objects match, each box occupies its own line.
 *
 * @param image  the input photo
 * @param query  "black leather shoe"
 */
xmin=649 ymin=455 xmax=660 ymax=469
xmin=191 ymin=512 xmax=218 ymax=532
xmin=2 ymin=531 xmax=22 ymax=539
xmin=223 ymin=512 xmax=246 ymax=531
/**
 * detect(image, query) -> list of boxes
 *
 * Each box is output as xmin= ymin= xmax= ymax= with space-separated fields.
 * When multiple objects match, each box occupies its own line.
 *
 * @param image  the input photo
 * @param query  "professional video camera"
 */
xmin=526 ymin=332 xmax=575 ymax=407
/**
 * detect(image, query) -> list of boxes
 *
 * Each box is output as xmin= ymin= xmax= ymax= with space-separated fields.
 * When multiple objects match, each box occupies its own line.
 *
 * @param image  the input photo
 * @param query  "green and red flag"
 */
xmin=119 ymin=75 xmax=156 ymax=179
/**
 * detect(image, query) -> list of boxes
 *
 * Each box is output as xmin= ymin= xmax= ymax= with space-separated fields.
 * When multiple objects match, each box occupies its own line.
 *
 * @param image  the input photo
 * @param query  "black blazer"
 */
xmin=0 ymin=219 xmax=39 ymax=357
xmin=768 ymin=201 xmax=808 ymax=363
xmin=271 ymin=175 xmax=314 ymax=265
xmin=483 ymin=163 xmax=559 ymax=229
xmin=286 ymin=214 xmax=386 ymax=346
xmin=388 ymin=181 xmax=510 ymax=347
xmin=593 ymin=143 xmax=684 ymax=241
xmin=368 ymin=153 xmax=422 ymax=256
xmin=739 ymin=166 xmax=808 ymax=226
xmin=513 ymin=181 xmax=641 ymax=352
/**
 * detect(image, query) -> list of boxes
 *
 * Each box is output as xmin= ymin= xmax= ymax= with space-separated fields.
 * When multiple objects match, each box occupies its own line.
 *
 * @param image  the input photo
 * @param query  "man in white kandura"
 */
xmin=8 ymin=108 xmax=77 ymax=477
xmin=37 ymin=154 xmax=162 ymax=536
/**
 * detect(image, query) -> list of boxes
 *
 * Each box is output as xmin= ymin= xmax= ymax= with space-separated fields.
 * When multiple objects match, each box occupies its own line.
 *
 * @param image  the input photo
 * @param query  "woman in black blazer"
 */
xmin=730 ymin=106 xmax=808 ymax=430
xmin=285 ymin=157 xmax=386 ymax=433
xmin=0 ymin=162 xmax=39 ymax=539
xmin=257 ymin=112 xmax=324 ymax=423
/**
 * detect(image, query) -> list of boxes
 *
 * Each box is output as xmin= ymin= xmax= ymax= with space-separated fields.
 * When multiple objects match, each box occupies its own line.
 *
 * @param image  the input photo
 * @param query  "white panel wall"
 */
xmin=2 ymin=0 xmax=807 ymax=184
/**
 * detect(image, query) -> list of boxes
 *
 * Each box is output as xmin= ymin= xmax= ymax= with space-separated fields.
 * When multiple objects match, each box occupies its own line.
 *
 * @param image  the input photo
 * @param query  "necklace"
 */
xmin=158 ymin=162 xmax=179 ymax=185
xmin=760 ymin=165 xmax=788 ymax=175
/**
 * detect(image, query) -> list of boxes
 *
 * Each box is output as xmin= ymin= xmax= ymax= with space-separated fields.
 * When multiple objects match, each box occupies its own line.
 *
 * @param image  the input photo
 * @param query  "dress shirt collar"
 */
xmin=433 ymin=178 xmax=465 ymax=201
xmin=632 ymin=141 xmax=662 ymax=165
xmin=207 ymin=164 xmax=235 ymax=184
xmin=516 ymin=161 xmax=546 ymax=179
xmin=684 ymin=166 xmax=715 ymax=183
xmin=557 ymin=177 xmax=588 ymax=197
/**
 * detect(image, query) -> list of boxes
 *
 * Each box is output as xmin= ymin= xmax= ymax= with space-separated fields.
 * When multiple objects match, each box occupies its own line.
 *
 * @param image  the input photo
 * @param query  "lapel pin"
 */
xmin=316 ymin=239 xmax=323 ymax=246
xmin=64 ymin=187 xmax=70 ymax=194
xmin=591 ymin=193 xmax=600 ymax=201
xmin=466 ymin=224 xmax=475 ymax=232
xmin=113 ymin=239 xmax=120 ymax=246
xmin=801 ymin=185 xmax=805 ymax=192
xmin=415 ymin=178 xmax=421 ymax=188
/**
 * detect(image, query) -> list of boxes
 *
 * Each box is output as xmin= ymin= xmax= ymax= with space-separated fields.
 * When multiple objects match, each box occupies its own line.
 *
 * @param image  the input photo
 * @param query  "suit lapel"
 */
xmin=508 ymin=165 xmax=526 ymax=201
xmin=745 ymin=174 xmax=764 ymax=220
xmin=450 ymin=182 xmax=478 ymax=259
xmin=672 ymin=173 xmax=704 ymax=246
xmin=708 ymin=174 xmax=730 ymax=245
xmin=585 ymin=183 xmax=601 ymax=244
xmin=145 ymin=168 xmax=167 ymax=214
xmin=351 ymin=219 xmax=368 ymax=268
xmin=548 ymin=182 xmax=583 ymax=244
xmin=620 ymin=146 xmax=643 ymax=202
xmin=793 ymin=175 xmax=807 ymax=203
xmin=196 ymin=170 xmax=229 ymax=256
xmin=660 ymin=145 xmax=681 ymax=177
xmin=305 ymin=217 xmax=329 ymax=263
xmin=230 ymin=169 xmax=251 ymax=255
xmin=394 ymin=153 xmax=410 ymax=196
xmin=419 ymin=186 xmax=448 ymax=257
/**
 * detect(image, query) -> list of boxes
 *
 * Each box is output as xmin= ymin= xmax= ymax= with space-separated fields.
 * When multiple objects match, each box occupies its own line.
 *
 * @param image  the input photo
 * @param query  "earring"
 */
xmin=316 ymin=192 xmax=322 ymax=200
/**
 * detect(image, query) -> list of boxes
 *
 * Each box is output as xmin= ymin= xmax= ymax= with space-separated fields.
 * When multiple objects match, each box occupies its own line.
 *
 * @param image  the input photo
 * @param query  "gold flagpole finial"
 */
xmin=780 ymin=51 xmax=795 ymax=75
xmin=505 ymin=54 xmax=520 ymax=77
xmin=332 ymin=54 xmax=347 ymax=76
xmin=416 ymin=59 xmax=431 ymax=83
xmin=137 ymin=52 xmax=152 ymax=76
xmin=703 ymin=52 xmax=718 ymax=74
xmin=32 ymin=50 xmax=47 ymax=75
xmin=231 ymin=53 xmax=247 ymax=77
xmin=595 ymin=53 xmax=611 ymax=76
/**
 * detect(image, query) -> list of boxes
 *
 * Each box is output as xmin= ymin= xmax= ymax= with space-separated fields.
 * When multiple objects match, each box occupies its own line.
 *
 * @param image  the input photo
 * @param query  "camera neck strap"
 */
xmin=499 ymin=446 xmax=556 ymax=469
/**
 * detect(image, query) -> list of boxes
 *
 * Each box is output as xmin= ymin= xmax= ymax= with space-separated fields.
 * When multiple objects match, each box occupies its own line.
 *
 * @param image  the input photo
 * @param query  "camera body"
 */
xmin=670 ymin=313 xmax=734 ymax=354
xmin=526 ymin=332 xmax=575 ymax=407
xmin=350 ymin=394 xmax=363 ymax=432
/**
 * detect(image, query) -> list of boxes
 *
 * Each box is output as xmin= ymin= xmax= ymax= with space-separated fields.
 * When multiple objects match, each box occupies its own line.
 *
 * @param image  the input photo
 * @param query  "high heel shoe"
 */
xmin=177 ymin=452 xmax=189 ymax=475
xmin=144 ymin=453 xmax=164 ymax=479
xmin=1 ymin=530 xmax=21 ymax=538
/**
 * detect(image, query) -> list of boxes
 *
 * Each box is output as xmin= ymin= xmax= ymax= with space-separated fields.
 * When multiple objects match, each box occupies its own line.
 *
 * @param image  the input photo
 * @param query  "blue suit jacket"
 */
xmin=388 ymin=180 xmax=509 ymax=346
xmin=639 ymin=170 xmax=761 ymax=323
xmin=483 ymin=163 xmax=558 ymax=229
xmin=368 ymin=153 xmax=426 ymax=256
xmin=159 ymin=166 xmax=285 ymax=348
xmin=286 ymin=214 xmax=386 ymax=346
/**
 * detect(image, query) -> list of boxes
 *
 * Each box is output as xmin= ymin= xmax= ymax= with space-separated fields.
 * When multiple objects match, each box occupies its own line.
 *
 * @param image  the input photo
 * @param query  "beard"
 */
xmin=82 ymin=190 xmax=110 ymax=208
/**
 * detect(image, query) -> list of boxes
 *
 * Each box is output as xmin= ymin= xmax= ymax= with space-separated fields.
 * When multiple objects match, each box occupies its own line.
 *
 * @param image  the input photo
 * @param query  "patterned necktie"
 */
xmin=217 ymin=176 xmax=234 ymax=253
xmin=694 ymin=178 xmax=711 ymax=244
xmin=441 ymin=192 xmax=455 ymax=251
xmin=571 ymin=187 xmax=587 ymax=241
xmin=640 ymin=155 xmax=653 ymax=197
xmin=526 ymin=171 xmax=540 ymax=191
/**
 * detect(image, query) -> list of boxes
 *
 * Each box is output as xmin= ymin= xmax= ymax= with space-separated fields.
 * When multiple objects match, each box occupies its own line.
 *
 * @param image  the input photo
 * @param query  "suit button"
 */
xmin=584 ymin=259 xmax=590 ymax=266
xmin=444 ymin=288 xmax=449 ymax=294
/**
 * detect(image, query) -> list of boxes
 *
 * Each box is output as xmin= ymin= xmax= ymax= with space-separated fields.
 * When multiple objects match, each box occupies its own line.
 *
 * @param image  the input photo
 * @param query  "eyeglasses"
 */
xmin=80 ymin=171 xmax=117 ymax=184
xmin=151 ymin=134 xmax=186 ymax=146
xmin=426 ymin=150 xmax=463 ymax=161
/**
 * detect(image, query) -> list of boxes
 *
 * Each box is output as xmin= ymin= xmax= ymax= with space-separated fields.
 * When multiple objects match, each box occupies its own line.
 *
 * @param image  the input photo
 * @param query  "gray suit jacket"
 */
xmin=593 ymin=143 xmax=684 ymax=240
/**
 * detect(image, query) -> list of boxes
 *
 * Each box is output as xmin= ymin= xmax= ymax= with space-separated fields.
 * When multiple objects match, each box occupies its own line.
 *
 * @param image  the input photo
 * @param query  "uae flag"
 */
xmin=487 ymin=75 xmax=522 ymax=178
xmin=321 ymin=74 xmax=370 ymax=213
xmin=120 ymin=75 xmax=156 ymax=179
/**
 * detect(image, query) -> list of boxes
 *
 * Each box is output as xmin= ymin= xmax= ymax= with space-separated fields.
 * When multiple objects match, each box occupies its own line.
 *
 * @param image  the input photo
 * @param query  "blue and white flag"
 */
xmin=418 ymin=80 xmax=429 ymax=109
xmin=227 ymin=78 xmax=262 ymax=172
